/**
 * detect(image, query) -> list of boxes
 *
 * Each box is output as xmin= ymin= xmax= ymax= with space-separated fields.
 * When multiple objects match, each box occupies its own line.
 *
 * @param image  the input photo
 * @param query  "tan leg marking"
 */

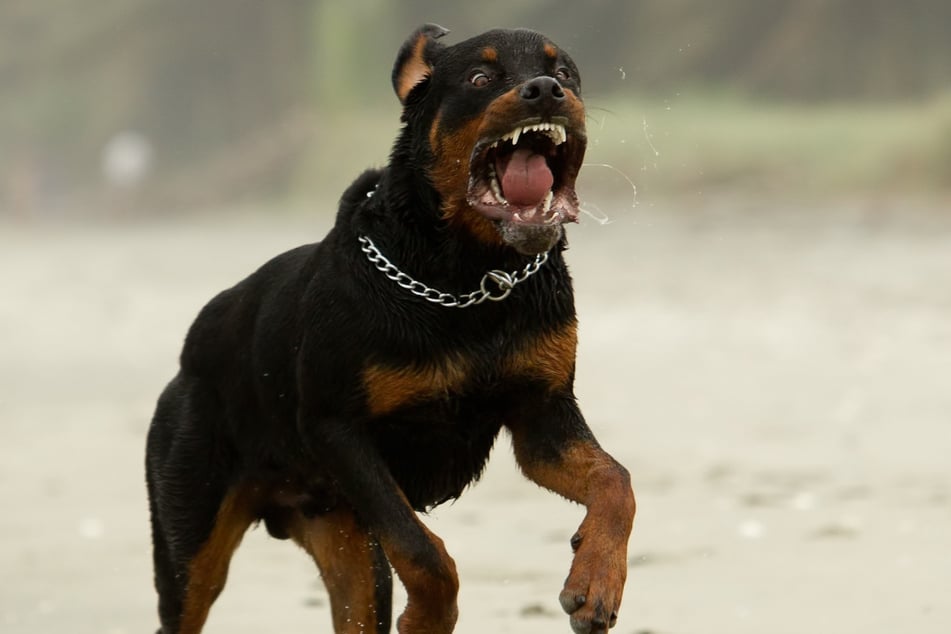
xmin=178 ymin=486 xmax=257 ymax=633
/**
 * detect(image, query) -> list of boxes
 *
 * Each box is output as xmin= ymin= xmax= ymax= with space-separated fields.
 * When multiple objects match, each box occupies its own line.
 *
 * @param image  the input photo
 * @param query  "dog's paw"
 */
xmin=558 ymin=537 xmax=626 ymax=633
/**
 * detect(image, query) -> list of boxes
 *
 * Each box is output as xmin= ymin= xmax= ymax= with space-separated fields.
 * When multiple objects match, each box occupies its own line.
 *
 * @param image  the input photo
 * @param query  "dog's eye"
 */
xmin=469 ymin=71 xmax=490 ymax=88
xmin=555 ymin=67 xmax=571 ymax=82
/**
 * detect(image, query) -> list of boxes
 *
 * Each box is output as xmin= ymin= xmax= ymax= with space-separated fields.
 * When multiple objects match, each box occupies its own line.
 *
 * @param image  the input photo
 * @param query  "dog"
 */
xmin=146 ymin=24 xmax=635 ymax=634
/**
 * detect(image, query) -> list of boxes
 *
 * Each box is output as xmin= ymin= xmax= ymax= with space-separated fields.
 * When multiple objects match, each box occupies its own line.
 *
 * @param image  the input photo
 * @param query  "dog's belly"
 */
xmin=242 ymin=390 xmax=511 ymax=528
xmin=371 ymin=402 xmax=505 ymax=511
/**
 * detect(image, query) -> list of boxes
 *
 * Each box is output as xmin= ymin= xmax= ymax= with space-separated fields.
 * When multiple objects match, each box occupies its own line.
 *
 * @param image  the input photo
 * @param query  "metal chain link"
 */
xmin=358 ymin=235 xmax=548 ymax=308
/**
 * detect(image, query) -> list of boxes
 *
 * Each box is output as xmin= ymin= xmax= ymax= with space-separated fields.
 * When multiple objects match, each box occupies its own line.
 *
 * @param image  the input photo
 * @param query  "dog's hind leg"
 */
xmin=147 ymin=378 xmax=255 ymax=633
xmin=148 ymin=476 xmax=256 ymax=633
xmin=288 ymin=506 xmax=393 ymax=633
xmin=173 ymin=486 xmax=257 ymax=633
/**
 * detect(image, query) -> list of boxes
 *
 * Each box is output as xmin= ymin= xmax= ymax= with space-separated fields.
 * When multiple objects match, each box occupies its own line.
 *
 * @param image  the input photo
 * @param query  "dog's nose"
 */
xmin=519 ymin=76 xmax=565 ymax=105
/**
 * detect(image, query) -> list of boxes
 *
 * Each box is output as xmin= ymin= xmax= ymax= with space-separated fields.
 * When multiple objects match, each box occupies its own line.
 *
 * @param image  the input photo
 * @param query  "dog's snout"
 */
xmin=519 ymin=76 xmax=565 ymax=105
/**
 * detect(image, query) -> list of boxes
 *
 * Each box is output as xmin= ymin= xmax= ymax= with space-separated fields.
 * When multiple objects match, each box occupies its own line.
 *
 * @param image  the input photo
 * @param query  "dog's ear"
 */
xmin=392 ymin=23 xmax=449 ymax=104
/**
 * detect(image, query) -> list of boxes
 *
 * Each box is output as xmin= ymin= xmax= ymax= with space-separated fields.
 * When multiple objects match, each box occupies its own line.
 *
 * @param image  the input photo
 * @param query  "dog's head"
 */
xmin=392 ymin=25 xmax=586 ymax=255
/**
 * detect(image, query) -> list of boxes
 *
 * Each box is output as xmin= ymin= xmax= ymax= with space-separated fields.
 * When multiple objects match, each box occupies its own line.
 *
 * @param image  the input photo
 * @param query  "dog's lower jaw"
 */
xmin=498 ymin=220 xmax=563 ymax=255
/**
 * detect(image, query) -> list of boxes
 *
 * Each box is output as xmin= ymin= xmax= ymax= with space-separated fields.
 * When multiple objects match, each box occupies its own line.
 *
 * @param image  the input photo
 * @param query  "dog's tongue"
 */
xmin=498 ymin=148 xmax=553 ymax=207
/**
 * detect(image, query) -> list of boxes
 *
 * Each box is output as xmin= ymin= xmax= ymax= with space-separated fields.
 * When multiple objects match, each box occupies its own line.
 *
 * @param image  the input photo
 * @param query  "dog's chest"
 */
xmin=361 ymin=321 xmax=577 ymax=418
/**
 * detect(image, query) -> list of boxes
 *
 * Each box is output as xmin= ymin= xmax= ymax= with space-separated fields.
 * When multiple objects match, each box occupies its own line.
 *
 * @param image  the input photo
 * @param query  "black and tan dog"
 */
xmin=146 ymin=24 xmax=635 ymax=634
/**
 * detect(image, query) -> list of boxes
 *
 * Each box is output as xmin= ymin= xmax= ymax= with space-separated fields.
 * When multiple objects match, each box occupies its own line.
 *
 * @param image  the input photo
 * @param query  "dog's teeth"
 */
xmin=489 ymin=171 xmax=506 ymax=203
xmin=543 ymin=190 xmax=554 ymax=214
xmin=500 ymin=123 xmax=568 ymax=147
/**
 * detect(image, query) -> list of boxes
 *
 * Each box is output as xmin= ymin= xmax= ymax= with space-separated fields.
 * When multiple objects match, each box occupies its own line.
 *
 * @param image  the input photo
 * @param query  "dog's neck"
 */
xmin=357 ymin=166 xmax=554 ymax=289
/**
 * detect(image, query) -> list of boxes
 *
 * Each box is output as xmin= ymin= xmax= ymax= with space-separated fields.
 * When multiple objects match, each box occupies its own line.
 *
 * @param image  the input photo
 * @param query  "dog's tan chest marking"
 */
xmin=362 ymin=322 xmax=577 ymax=416
xmin=363 ymin=354 xmax=470 ymax=417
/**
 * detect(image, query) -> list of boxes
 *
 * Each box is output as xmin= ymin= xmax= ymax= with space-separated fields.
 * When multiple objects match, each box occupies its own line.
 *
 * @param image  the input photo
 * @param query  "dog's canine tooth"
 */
xmin=510 ymin=127 xmax=522 ymax=146
xmin=542 ymin=190 xmax=554 ymax=214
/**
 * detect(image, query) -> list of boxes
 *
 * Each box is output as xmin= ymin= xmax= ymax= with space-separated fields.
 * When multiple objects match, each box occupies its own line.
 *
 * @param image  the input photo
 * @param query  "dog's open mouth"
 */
xmin=467 ymin=117 xmax=583 ymax=229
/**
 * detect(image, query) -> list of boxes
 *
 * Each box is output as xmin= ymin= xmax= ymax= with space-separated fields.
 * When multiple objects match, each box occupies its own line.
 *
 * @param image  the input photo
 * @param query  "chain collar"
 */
xmin=357 ymin=235 xmax=548 ymax=308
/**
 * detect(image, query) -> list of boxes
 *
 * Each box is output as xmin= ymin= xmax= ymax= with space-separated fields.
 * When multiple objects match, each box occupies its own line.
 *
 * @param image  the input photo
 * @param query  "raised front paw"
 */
xmin=557 ymin=533 xmax=627 ymax=633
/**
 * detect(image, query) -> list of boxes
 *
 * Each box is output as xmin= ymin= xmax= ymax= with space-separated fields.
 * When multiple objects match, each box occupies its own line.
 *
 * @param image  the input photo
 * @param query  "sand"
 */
xmin=1 ymin=196 xmax=949 ymax=633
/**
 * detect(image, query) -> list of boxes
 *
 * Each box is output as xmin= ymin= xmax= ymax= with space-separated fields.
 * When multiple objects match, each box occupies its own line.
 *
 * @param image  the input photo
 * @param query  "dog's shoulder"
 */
xmin=179 ymin=169 xmax=388 ymax=379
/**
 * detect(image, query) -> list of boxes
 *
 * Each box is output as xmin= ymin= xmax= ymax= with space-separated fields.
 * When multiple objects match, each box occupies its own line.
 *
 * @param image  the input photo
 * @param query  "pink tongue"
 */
xmin=499 ymin=148 xmax=553 ymax=207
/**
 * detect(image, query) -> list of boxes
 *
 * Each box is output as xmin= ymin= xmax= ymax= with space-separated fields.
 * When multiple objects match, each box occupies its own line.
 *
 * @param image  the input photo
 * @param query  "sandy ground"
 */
xmin=2 ymin=196 xmax=950 ymax=633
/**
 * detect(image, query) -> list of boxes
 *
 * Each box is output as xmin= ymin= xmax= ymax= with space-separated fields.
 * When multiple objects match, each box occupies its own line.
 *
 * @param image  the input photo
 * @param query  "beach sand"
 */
xmin=2 ymin=196 xmax=949 ymax=633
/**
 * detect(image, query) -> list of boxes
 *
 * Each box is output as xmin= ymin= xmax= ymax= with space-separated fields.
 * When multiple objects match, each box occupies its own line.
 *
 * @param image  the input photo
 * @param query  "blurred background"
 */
xmin=2 ymin=0 xmax=949 ymax=216
xmin=2 ymin=2 xmax=950 ymax=634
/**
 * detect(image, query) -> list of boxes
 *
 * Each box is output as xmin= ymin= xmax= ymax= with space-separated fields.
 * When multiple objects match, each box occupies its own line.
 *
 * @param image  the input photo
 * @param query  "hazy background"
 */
xmin=2 ymin=0 xmax=949 ymax=215
xmin=2 ymin=2 xmax=950 ymax=634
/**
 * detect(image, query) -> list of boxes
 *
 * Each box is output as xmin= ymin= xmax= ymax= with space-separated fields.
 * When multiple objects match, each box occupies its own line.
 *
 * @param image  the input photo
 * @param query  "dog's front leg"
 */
xmin=508 ymin=395 xmax=635 ymax=634
xmin=301 ymin=416 xmax=459 ymax=634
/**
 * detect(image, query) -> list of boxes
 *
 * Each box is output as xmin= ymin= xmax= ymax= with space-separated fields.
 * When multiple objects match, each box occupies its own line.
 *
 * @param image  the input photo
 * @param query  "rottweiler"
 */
xmin=146 ymin=24 xmax=635 ymax=634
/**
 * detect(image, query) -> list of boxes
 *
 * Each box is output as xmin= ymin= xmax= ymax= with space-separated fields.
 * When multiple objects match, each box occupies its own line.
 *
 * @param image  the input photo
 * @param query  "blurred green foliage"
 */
xmin=2 ymin=0 xmax=949 ymax=215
